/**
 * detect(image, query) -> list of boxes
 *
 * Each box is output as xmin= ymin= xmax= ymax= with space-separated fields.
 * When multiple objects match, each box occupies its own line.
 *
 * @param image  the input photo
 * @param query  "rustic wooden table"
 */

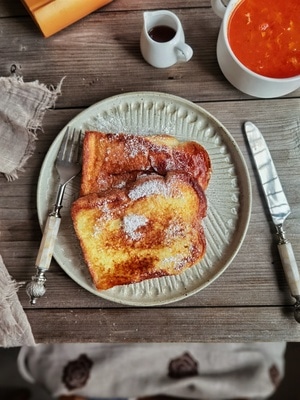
xmin=1 ymin=0 xmax=300 ymax=343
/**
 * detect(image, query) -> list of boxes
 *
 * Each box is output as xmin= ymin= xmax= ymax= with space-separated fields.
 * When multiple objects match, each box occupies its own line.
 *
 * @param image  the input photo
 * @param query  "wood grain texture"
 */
xmin=26 ymin=307 xmax=300 ymax=343
xmin=1 ymin=0 xmax=300 ymax=342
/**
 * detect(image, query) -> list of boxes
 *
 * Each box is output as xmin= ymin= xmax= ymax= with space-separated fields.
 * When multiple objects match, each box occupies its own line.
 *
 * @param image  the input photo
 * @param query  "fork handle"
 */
xmin=26 ymin=215 xmax=61 ymax=304
xmin=36 ymin=215 xmax=61 ymax=270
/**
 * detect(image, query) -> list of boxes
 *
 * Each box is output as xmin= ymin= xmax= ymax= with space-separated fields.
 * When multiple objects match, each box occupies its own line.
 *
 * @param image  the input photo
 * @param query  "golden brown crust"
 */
xmin=72 ymin=172 xmax=207 ymax=290
xmin=80 ymin=131 xmax=211 ymax=196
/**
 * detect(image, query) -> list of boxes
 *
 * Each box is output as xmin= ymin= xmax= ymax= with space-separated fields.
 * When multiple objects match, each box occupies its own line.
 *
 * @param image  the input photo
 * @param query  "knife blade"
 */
xmin=244 ymin=121 xmax=300 ymax=322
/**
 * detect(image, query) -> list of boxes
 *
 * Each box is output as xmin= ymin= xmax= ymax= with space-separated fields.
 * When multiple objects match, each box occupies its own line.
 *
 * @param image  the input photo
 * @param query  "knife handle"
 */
xmin=26 ymin=215 xmax=61 ymax=305
xmin=277 ymin=241 xmax=300 ymax=297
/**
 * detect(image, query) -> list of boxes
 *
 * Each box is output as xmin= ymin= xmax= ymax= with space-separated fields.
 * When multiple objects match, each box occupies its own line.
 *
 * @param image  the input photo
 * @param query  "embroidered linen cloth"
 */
xmin=18 ymin=342 xmax=286 ymax=399
xmin=0 ymin=75 xmax=62 ymax=347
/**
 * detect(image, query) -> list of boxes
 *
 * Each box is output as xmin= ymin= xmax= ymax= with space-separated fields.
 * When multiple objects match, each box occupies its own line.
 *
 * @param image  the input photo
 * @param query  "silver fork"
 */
xmin=26 ymin=127 xmax=82 ymax=305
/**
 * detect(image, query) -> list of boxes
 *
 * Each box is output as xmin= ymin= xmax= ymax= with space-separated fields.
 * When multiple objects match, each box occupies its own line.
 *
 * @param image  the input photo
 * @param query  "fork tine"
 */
xmin=69 ymin=129 xmax=81 ymax=163
xmin=57 ymin=127 xmax=81 ymax=163
xmin=57 ymin=126 xmax=71 ymax=161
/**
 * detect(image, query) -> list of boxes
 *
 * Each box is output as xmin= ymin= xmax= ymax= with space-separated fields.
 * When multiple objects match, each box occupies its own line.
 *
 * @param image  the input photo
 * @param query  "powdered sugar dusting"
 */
xmin=165 ymin=222 xmax=184 ymax=244
xmin=161 ymin=255 xmax=186 ymax=270
xmin=129 ymin=180 xmax=169 ymax=200
xmin=161 ymin=245 xmax=193 ymax=270
xmin=92 ymin=200 xmax=115 ymax=237
xmin=124 ymin=136 xmax=148 ymax=158
xmin=93 ymin=217 xmax=104 ymax=237
xmin=123 ymin=214 xmax=148 ymax=240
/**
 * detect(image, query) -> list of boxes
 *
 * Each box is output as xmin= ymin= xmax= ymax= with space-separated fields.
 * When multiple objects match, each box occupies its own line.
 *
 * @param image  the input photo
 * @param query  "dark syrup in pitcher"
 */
xmin=148 ymin=25 xmax=176 ymax=43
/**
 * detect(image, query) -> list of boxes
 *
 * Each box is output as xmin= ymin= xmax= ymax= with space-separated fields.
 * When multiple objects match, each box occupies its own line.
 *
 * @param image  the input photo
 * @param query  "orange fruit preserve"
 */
xmin=228 ymin=0 xmax=300 ymax=78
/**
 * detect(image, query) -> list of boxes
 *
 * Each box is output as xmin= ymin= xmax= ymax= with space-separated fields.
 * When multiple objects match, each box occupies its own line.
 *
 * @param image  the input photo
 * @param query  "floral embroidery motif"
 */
xmin=62 ymin=354 xmax=93 ymax=390
xmin=269 ymin=364 xmax=281 ymax=387
xmin=168 ymin=352 xmax=198 ymax=378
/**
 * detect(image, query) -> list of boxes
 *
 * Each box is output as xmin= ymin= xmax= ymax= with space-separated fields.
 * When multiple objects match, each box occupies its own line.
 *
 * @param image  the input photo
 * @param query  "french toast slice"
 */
xmin=71 ymin=172 xmax=207 ymax=290
xmin=80 ymin=131 xmax=211 ymax=196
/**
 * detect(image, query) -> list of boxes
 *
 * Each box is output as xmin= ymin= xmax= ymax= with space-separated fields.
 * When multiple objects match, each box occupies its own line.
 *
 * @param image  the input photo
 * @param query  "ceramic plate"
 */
xmin=37 ymin=92 xmax=251 ymax=306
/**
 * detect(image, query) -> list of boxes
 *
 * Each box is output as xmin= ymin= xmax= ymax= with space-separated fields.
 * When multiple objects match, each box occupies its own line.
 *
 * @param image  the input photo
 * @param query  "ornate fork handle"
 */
xmin=26 ymin=183 xmax=67 ymax=305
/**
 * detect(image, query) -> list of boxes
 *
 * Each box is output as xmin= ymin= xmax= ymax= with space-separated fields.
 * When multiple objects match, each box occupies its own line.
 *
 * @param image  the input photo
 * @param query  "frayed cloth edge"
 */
xmin=2 ymin=76 xmax=65 ymax=181
xmin=0 ymin=256 xmax=35 ymax=347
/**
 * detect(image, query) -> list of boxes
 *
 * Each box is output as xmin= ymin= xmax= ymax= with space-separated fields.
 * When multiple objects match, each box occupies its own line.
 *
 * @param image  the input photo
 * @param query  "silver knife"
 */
xmin=244 ymin=121 xmax=300 ymax=323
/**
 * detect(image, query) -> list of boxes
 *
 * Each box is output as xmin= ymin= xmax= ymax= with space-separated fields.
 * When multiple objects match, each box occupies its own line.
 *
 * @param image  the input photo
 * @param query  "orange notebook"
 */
xmin=21 ymin=0 xmax=113 ymax=37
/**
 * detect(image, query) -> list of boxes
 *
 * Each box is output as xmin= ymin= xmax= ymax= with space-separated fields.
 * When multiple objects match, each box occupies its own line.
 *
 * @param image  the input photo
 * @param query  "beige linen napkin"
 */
xmin=0 ymin=74 xmax=63 ymax=347
xmin=0 ymin=75 xmax=63 ymax=180
xmin=0 ymin=256 xmax=35 ymax=347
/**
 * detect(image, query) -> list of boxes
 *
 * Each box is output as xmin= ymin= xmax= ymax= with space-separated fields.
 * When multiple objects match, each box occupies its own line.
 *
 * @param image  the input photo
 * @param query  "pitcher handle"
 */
xmin=175 ymin=43 xmax=193 ymax=63
xmin=211 ymin=0 xmax=229 ymax=18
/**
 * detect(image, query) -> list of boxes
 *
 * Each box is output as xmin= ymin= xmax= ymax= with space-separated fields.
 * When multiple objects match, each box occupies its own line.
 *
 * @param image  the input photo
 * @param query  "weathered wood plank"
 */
xmin=26 ymin=307 xmax=300 ymax=343
xmin=0 ymin=9 xmax=222 ymax=105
